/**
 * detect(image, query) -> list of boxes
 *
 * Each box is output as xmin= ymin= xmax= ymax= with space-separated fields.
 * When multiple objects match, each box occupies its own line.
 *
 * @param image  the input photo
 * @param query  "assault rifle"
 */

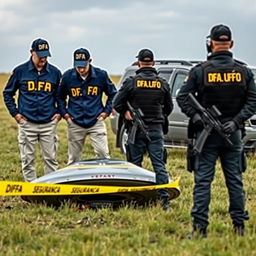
xmin=127 ymin=102 xmax=151 ymax=144
xmin=188 ymin=93 xmax=233 ymax=154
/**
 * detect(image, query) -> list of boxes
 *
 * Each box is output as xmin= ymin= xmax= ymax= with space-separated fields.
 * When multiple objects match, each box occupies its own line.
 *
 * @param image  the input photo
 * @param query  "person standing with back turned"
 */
xmin=177 ymin=24 xmax=256 ymax=237
xmin=113 ymin=49 xmax=173 ymax=211
xmin=3 ymin=38 xmax=62 ymax=182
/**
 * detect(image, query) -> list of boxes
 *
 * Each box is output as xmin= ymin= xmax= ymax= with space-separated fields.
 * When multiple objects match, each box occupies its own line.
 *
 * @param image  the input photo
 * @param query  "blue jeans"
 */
xmin=192 ymin=130 xmax=249 ymax=229
xmin=127 ymin=129 xmax=169 ymax=199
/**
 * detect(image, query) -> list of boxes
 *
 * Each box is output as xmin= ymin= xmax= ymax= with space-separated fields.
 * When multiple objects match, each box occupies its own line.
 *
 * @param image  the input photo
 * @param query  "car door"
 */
xmin=165 ymin=69 xmax=189 ymax=145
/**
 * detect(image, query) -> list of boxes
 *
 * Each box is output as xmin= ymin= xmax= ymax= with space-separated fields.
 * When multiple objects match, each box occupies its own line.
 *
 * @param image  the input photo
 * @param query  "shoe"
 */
xmin=160 ymin=197 xmax=171 ymax=211
xmin=186 ymin=226 xmax=207 ymax=239
xmin=233 ymin=225 xmax=245 ymax=236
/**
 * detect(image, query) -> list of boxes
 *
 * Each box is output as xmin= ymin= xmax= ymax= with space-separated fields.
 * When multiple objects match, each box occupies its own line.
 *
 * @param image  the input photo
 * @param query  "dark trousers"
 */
xmin=192 ymin=130 xmax=249 ymax=229
xmin=127 ymin=129 xmax=170 ymax=199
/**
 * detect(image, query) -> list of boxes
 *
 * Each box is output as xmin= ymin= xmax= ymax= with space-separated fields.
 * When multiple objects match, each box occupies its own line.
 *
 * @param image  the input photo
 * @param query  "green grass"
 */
xmin=1 ymin=73 xmax=256 ymax=255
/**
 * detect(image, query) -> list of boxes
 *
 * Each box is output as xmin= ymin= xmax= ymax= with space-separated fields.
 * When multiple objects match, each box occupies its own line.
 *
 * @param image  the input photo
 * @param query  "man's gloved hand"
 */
xmin=223 ymin=120 xmax=237 ymax=134
xmin=192 ymin=113 xmax=204 ymax=130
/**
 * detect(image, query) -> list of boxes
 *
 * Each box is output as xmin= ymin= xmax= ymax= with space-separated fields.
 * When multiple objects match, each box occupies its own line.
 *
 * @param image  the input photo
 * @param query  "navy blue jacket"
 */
xmin=3 ymin=58 xmax=62 ymax=123
xmin=57 ymin=65 xmax=117 ymax=128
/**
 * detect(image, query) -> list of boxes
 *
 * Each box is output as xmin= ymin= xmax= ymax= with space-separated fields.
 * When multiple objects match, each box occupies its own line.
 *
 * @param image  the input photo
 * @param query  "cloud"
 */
xmin=1 ymin=0 xmax=256 ymax=74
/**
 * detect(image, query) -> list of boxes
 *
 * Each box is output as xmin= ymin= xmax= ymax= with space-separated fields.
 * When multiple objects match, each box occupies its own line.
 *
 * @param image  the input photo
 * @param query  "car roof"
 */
xmin=124 ymin=60 xmax=200 ymax=72
xmin=157 ymin=60 xmax=201 ymax=67
xmin=131 ymin=59 xmax=201 ymax=67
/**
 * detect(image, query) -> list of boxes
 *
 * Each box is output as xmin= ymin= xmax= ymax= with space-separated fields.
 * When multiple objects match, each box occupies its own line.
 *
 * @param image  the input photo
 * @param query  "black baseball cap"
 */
xmin=31 ymin=38 xmax=51 ymax=57
xmin=209 ymin=24 xmax=232 ymax=41
xmin=136 ymin=49 xmax=154 ymax=62
xmin=73 ymin=48 xmax=90 ymax=67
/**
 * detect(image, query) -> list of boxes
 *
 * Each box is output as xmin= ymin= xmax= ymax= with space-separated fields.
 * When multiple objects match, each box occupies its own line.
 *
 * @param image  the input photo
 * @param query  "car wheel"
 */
xmin=119 ymin=123 xmax=128 ymax=154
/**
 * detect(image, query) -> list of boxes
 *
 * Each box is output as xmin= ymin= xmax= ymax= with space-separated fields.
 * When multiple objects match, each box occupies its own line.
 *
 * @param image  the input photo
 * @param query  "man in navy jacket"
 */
xmin=3 ymin=38 xmax=62 ymax=182
xmin=57 ymin=48 xmax=117 ymax=164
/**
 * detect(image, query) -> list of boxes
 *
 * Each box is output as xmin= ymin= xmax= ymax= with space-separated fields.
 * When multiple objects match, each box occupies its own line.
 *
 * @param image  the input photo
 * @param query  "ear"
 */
xmin=230 ymin=40 xmax=234 ymax=49
xmin=137 ymin=61 xmax=141 ymax=67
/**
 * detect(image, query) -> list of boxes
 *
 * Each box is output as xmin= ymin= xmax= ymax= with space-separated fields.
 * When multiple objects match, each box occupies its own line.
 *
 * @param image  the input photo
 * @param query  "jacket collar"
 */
xmin=72 ymin=65 xmax=97 ymax=79
xmin=28 ymin=57 xmax=50 ymax=72
xmin=136 ymin=66 xmax=157 ymax=75
xmin=207 ymin=51 xmax=233 ymax=60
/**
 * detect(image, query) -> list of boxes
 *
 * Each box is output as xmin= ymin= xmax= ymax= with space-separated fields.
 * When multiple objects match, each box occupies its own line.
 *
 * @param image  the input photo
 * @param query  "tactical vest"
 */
xmin=200 ymin=61 xmax=247 ymax=119
xmin=129 ymin=74 xmax=165 ymax=125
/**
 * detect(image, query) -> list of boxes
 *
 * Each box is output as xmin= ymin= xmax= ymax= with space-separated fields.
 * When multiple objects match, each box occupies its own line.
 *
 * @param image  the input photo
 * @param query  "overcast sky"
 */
xmin=1 ymin=0 xmax=256 ymax=74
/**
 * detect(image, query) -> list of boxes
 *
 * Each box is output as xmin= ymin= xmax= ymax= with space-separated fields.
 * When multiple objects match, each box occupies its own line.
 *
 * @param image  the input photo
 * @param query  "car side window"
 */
xmin=171 ymin=72 xmax=188 ymax=97
xmin=118 ymin=70 xmax=136 ymax=88
xmin=158 ymin=70 xmax=173 ymax=85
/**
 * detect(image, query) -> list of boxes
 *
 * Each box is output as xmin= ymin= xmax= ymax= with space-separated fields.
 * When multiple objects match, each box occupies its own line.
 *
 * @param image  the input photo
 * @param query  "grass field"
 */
xmin=1 ymin=73 xmax=256 ymax=256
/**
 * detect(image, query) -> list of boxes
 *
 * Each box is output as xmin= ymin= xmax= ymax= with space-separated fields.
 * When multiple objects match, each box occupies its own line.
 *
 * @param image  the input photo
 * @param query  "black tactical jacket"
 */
xmin=177 ymin=51 xmax=256 ymax=127
xmin=113 ymin=67 xmax=173 ymax=128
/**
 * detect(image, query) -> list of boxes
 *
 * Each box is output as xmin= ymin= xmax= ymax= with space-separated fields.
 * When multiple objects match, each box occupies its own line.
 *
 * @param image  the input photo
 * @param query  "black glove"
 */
xmin=192 ymin=113 xmax=204 ymax=130
xmin=223 ymin=121 xmax=237 ymax=134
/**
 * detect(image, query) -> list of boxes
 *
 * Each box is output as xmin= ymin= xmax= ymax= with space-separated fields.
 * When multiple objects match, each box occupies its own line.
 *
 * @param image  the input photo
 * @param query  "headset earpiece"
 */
xmin=206 ymin=36 xmax=212 ymax=53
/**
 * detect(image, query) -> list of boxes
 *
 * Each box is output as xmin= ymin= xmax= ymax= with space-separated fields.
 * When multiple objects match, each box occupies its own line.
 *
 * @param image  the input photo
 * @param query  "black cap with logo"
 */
xmin=136 ymin=49 xmax=154 ymax=62
xmin=209 ymin=24 xmax=232 ymax=41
